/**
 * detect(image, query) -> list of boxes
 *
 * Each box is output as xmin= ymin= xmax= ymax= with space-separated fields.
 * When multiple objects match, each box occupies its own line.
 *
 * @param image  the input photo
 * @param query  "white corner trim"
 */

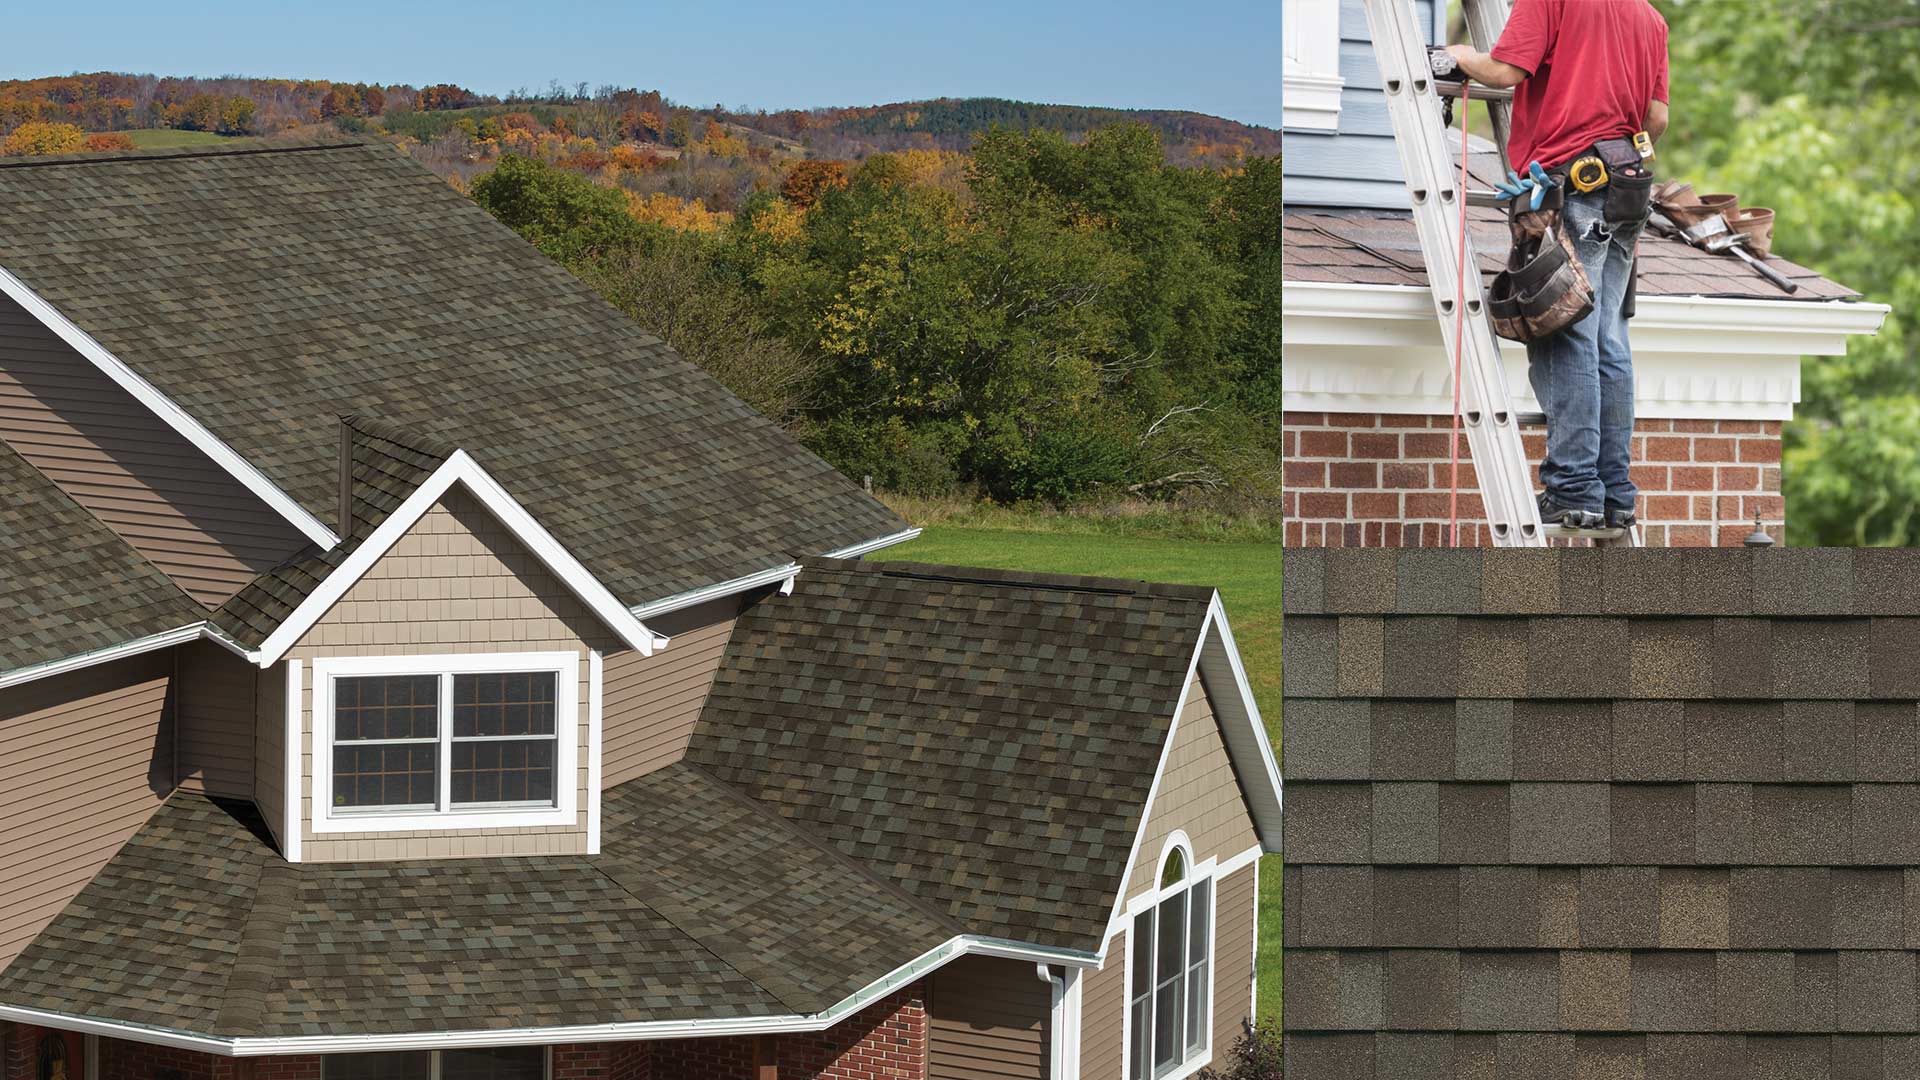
xmin=1283 ymin=0 xmax=1344 ymax=132
xmin=0 ymin=624 xmax=205 ymax=690
xmin=309 ymin=651 xmax=580 ymax=834
xmin=587 ymin=649 xmax=604 ymax=854
xmin=0 ymin=265 xmax=338 ymax=551
xmin=284 ymin=658 xmax=304 ymax=863
xmin=252 ymin=449 xmax=663 ymax=665
xmin=1283 ymin=280 xmax=1892 ymax=420
xmin=0 ymin=935 xmax=1098 ymax=1056
xmin=624 ymin=527 xmax=922 ymax=620
xmin=1282 ymin=69 xmax=1345 ymax=132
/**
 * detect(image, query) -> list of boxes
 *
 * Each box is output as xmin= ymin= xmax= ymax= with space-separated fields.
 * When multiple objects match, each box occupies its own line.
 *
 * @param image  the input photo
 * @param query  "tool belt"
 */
xmin=1535 ymin=136 xmax=1657 ymax=323
xmin=1488 ymin=179 xmax=1596 ymax=343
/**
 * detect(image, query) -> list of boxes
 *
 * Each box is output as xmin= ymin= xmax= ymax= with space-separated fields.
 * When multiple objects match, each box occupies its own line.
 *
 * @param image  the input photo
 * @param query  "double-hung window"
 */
xmin=1129 ymin=845 xmax=1214 ymax=1079
xmin=327 ymin=1047 xmax=546 ymax=1080
xmin=313 ymin=652 xmax=579 ymax=833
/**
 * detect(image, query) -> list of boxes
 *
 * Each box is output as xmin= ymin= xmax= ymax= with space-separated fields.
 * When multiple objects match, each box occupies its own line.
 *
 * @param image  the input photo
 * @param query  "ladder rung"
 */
xmin=1542 ymin=524 xmax=1628 ymax=541
xmin=1515 ymin=411 xmax=1546 ymax=426
xmin=1466 ymin=190 xmax=1504 ymax=208
xmin=1435 ymin=81 xmax=1513 ymax=105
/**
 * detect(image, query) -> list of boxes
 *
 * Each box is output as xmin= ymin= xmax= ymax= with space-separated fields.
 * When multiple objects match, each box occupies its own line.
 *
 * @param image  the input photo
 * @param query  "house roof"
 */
xmin=0 ymin=763 xmax=954 ymax=1039
xmin=0 ymin=140 xmax=906 ymax=626
xmin=685 ymin=556 xmax=1218 ymax=954
xmin=0 ymin=439 xmax=204 ymax=672
xmin=1280 ymin=547 xmax=1920 ymax=1078
xmin=1284 ymin=153 xmax=1859 ymax=302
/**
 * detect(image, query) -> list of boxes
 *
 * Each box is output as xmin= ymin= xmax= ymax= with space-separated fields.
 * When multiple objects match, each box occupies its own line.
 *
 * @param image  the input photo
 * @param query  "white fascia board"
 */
xmin=625 ymin=526 xmax=922 ymax=620
xmin=0 ymin=265 xmax=339 ymax=551
xmin=253 ymin=450 xmax=663 ymax=665
xmin=1282 ymin=280 xmax=1891 ymax=420
xmin=0 ymin=623 xmax=206 ymax=690
xmin=0 ymin=934 xmax=1096 ymax=1057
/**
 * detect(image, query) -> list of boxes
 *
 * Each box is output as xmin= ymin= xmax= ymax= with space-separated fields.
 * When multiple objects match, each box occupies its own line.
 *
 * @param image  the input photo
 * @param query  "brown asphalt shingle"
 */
xmin=0 ymin=141 xmax=905 ymax=631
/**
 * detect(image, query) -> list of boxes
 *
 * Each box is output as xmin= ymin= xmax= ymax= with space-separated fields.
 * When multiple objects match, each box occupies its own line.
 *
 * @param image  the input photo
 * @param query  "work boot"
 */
xmin=1606 ymin=506 xmax=1637 ymax=530
xmin=1538 ymin=491 xmax=1604 ymax=530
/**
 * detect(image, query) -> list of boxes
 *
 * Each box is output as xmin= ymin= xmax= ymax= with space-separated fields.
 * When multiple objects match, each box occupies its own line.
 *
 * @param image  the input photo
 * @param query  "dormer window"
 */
xmin=312 ymin=652 xmax=579 ymax=833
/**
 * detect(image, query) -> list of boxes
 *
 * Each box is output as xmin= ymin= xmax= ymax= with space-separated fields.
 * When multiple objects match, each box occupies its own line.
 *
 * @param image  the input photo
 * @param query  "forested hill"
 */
xmin=0 ymin=74 xmax=1272 ymax=165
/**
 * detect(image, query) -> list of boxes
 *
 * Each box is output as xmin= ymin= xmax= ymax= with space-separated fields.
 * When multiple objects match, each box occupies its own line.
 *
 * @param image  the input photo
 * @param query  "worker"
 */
xmin=1446 ymin=0 xmax=1669 ymax=532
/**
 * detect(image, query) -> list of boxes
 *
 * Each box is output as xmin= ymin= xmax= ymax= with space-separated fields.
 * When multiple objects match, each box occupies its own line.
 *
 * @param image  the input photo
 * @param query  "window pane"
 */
xmin=454 ymin=672 xmax=556 ymax=737
xmin=442 ymin=1048 xmax=543 ymax=1080
xmin=451 ymin=737 xmax=556 ymax=807
xmin=1129 ymin=998 xmax=1151 ymax=1080
xmin=1153 ymin=978 xmax=1182 ymax=1069
xmin=332 ymin=743 xmax=435 ymax=808
xmin=1189 ymin=880 xmax=1211 ymax=963
xmin=1186 ymin=964 xmax=1209 ymax=1054
xmin=335 ymin=676 xmax=438 ymax=740
xmin=1161 ymin=848 xmax=1186 ymax=888
xmin=325 ymin=1052 xmax=429 ymax=1080
xmin=1132 ymin=912 xmax=1154 ymax=997
xmin=1157 ymin=892 xmax=1186 ymax=981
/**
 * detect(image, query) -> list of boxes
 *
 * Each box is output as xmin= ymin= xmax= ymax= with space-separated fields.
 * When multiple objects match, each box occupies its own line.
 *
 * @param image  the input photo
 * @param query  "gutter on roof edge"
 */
xmin=626 ymin=527 xmax=921 ymax=620
xmin=0 ymin=932 xmax=1093 ymax=1056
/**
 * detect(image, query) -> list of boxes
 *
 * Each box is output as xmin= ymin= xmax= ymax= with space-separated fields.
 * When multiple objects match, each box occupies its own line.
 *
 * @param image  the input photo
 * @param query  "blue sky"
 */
xmin=4 ymin=0 xmax=1282 ymax=129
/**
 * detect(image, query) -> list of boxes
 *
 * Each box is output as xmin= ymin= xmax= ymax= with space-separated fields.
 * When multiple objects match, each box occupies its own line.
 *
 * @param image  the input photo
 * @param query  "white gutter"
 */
xmin=0 ymin=265 xmax=340 ymax=552
xmin=0 ymin=624 xmax=207 ymax=690
xmin=0 ymin=933 xmax=1094 ymax=1056
xmin=626 ymin=527 xmax=922 ymax=620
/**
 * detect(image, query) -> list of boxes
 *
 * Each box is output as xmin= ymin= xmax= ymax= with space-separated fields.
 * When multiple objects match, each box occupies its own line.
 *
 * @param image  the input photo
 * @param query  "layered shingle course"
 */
xmin=1284 ymin=549 xmax=1920 ymax=1079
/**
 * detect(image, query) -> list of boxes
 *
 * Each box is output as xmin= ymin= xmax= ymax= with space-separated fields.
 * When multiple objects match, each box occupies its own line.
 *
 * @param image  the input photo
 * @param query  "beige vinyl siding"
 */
xmin=0 ymin=294 xmax=308 ymax=606
xmin=1212 ymin=863 xmax=1258 ymax=1057
xmin=173 ymin=640 xmax=256 ymax=797
xmin=0 ymin=653 xmax=172 ymax=971
xmin=1127 ymin=672 xmax=1260 ymax=905
xmin=600 ymin=602 xmax=738 ymax=787
xmin=1081 ymin=931 xmax=1127 ymax=1080
xmin=929 ymin=954 xmax=1050 ymax=1080
xmin=291 ymin=485 xmax=619 ymax=862
xmin=255 ymin=661 xmax=288 ymax=853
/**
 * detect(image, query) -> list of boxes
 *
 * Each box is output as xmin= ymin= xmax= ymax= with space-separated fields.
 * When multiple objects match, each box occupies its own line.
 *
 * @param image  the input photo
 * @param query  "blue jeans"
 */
xmin=1526 ymin=189 xmax=1642 ymax=515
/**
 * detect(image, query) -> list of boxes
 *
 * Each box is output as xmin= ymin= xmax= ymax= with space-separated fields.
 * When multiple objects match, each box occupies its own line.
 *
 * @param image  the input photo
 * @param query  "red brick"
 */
xmin=1717 ymin=495 xmax=1742 ymax=521
xmin=1762 ymin=421 xmax=1784 ymax=435
xmin=1281 ymin=430 xmax=1296 ymax=457
xmin=1282 ymin=490 xmax=1298 ymax=517
xmin=1284 ymin=460 xmax=1328 ymax=489
xmin=1671 ymin=418 xmax=1720 ymax=433
xmin=1404 ymin=432 xmax=1455 ymax=459
xmin=1762 ymin=467 xmax=1782 ymax=492
xmin=1297 ymin=430 xmax=1348 ymax=457
xmin=1382 ymin=463 xmax=1429 ymax=489
xmin=1738 ymin=438 xmax=1783 ymax=463
xmin=1406 ymin=492 xmax=1486 ymax=520
xmin=1353 ymin=492 xmax=1401 ymax=519
xmin=1282 ymin=411 xmax=1325 ymax=428
xmin=1669 ymin=525 xmax=1714 ymax=547
xmin=1324 ymin=412 xmax=1379 ymax=427
xmin=1670 ymin=466 xmax=1717 ymax=491
xmin=1642 ymin=495 xmax=1692 ymax=522
xmin=1350 ymin=432 xmax=1401 ymax=459
xmin=1636 ymin=418 xmax=1673 ymax=432
xmin=1744 ymin=494 xmax=1785 ymax=520
xmin=1631 ymin=465 xmax=1669 ymax=490
xmin=1285 ymin=521 xmax=1303 ymax=546
xmin=1716 ymin=420 xmax=1765 ymax=434
xmin=1692 ymin=437 xmax=1735 ymax=462
xmin=1716 ymin=466 xmax=1760 ymax=491
xmin=1298 ymin=492 xmax=1348 ymax=518
xmin=1342 ymin=522 xmax=1364 ymax=546
xmin=1378 ymin=414 xmax=1433 ymax=428
xmin=1522 ymin=434 xmax=1547 ymax=458
xmin=1330 ymin=461 xmax=1380 ymax=488
xmin=1645 ymin=436 xmax=1692 ymax=462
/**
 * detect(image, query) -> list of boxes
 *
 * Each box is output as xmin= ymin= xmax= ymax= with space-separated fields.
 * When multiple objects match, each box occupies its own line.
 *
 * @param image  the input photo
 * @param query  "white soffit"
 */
xmin=0 ymin=265 xmax=339 ymax=550
xmin=1282 ymin=280 xmax=1891 ymax=420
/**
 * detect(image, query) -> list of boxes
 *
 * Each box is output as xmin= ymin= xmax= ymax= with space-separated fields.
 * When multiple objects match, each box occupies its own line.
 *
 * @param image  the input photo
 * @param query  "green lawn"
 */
xmin=885 ymin=526 xmax=1281 ymax=1026
xmin=117 ymin=129 xmax=259 ymax=149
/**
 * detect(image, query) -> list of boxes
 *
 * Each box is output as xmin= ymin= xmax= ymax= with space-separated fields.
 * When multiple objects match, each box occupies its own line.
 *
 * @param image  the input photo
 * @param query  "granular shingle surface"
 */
xmin=1283 ymin=550 xmax=1920 ymax=1078
xmin=0 ymin=141 xmax=906 ymax=630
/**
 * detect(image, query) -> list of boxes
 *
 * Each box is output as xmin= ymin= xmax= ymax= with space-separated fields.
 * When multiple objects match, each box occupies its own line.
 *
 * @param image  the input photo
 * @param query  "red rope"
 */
xmin=1449 ymin=79 xmax=1472 ymax=547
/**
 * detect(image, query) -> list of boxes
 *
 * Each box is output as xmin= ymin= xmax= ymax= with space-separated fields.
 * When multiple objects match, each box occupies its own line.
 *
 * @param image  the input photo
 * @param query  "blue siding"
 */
xmin=1284 ymin=0 xmax=1445 ymax=209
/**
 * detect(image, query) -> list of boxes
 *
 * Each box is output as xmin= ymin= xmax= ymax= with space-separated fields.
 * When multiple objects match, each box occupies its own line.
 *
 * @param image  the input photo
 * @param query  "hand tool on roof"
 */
xmin=1363 ymin=0 xmax=1638 ymax=546
xmin=1650 ymin=206 xmax=1798 ymax=294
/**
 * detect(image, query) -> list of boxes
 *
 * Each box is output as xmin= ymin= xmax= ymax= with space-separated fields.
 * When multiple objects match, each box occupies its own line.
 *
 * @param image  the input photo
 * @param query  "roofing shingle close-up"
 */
xmin=1283 ymin=548 xmax=1920 ymax=1079
xmin=0 ymin=141 xmax=907 ymax=624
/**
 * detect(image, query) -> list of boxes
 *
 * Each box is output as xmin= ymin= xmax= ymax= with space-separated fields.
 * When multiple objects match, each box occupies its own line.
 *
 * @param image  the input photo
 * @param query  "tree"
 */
xmin=779 ymin=159 xmax=848 ymax=209
xmin=2 ymin=121 xmax=86 ymax=156
xmin=469 ymin=154 xmax=651 ymax=264
xmin=218 ymin=96 xmax=256 ymax=135
xmin=84 ymin=132 xmax=134 ymax=151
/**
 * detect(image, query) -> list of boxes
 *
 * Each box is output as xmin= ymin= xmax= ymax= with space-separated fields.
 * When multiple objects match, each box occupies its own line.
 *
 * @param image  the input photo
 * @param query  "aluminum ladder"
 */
xmin=1361 ymin=0 xmax=1638 ymax=546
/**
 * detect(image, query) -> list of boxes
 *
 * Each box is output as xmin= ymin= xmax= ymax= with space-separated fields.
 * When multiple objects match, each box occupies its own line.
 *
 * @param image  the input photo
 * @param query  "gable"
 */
xmin=1125 ymin=672 xmax=1261 ymax=905
xmin=0 ymin=293 xmax=308 ymax=606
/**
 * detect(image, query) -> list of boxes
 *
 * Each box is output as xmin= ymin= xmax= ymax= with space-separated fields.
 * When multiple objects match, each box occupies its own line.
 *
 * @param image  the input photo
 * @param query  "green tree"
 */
xmin=470 ymin=154 xmax=651 ymax=264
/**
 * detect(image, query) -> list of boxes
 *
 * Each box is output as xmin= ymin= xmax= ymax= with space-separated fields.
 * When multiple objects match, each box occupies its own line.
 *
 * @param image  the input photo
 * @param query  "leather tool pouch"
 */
xmin=1595 ymin=137 xmax=1654 ymax=227
xmin=1489 ymin=183 xmax=1596 ymax=342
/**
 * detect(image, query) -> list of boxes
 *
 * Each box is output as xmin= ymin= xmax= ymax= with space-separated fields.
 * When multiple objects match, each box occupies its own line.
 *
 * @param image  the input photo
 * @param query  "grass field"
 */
xmin=117 ymin=129 xmax=259 ymax=149
xmin=886 ymin=526 xmax=1281 ymax=1026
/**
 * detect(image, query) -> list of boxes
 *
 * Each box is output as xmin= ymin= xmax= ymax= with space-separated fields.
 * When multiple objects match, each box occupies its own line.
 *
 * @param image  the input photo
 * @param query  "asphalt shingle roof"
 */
xmin=0 ymin=762 xmax=952 ymax=1037
xmin=0 ymin=140 xmax=906 ymax=623
xmin=0 ymin=439 xmax=204 ymax=670
xmin=1281 ymin=548 xmax=1920 ymax=1079
xmin=685 ymin=556 xmax=1216 ymax=953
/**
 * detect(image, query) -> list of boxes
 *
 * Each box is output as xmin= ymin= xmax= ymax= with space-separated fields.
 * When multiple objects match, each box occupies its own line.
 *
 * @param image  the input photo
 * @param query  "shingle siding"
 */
xmin=1283 ymin=549 xmax=1920 ymax=1077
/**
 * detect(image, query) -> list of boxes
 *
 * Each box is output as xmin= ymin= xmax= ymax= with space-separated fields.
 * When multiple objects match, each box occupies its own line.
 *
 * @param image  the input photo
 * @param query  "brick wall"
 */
xmin=1282 ymin=411 xmax=1785 ymax=547
xmin=782 ymin=987 xmax=927 ymax=1080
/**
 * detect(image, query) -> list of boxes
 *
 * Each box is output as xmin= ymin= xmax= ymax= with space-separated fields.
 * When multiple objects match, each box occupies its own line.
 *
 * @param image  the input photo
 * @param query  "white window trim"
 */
xmin=1283 ymin=0 xmax=1345 ymax=131
xmin=1121 ymin=835 xmax=1218 ymax=1080
xmin=311 ymin=652 xmax=580 ymax=833
xmin=322 ymin=1045 xmax=552 ymax=1080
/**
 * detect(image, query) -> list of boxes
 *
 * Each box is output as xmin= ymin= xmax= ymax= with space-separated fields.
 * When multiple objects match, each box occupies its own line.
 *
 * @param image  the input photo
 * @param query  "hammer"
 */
xmin=1676 ymin=212 xmax=1799 ymax=294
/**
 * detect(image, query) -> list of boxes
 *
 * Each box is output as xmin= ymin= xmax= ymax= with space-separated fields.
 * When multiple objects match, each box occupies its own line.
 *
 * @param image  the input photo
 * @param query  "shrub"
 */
xmin=1199 ymin=1024 xmax=1282 ymax=1080
xmin=2 ymin=121 xmax=86 ymax=156
xmin=83 ymin=132 xmax=134 ymax=151
xmin=806 ymin=416 xmax=965 ymax=497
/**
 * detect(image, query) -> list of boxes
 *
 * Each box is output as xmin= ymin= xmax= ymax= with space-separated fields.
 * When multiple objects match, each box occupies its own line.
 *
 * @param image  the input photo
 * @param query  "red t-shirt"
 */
xmin=1491 ymin=0 xmax=1670 ymax=171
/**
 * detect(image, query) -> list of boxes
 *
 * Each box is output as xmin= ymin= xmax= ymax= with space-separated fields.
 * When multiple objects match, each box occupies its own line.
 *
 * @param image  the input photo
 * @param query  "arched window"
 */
xmin=1129 ymin=842 xmax=1213 ymax=1078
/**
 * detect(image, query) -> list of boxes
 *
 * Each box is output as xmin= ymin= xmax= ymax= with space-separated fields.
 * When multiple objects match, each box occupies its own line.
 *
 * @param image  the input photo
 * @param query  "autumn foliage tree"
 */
xmin=778 ymin=160 xmax=849 ymax=209
xmin=2 ymin=121 xmax=86 ymax=156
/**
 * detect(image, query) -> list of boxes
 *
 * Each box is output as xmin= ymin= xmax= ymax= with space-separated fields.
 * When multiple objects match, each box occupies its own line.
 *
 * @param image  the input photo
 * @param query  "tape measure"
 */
xmin=1568 ymin=156 xmax=1609 ymax=193
xmin=1633 ymin=131 xmax=1655 ymax=159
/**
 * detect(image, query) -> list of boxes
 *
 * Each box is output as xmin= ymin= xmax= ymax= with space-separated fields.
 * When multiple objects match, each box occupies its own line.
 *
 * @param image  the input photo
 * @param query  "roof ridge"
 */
xmin=0 ymin=139 xmax=368 ymax=170
xmin=215 ymin=854 xmax=297 ymax=1035
xmin=802 ymin=554 xmax=1216 ymax=602
xmin=341 ymin=412 xmax=458 ymax=460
